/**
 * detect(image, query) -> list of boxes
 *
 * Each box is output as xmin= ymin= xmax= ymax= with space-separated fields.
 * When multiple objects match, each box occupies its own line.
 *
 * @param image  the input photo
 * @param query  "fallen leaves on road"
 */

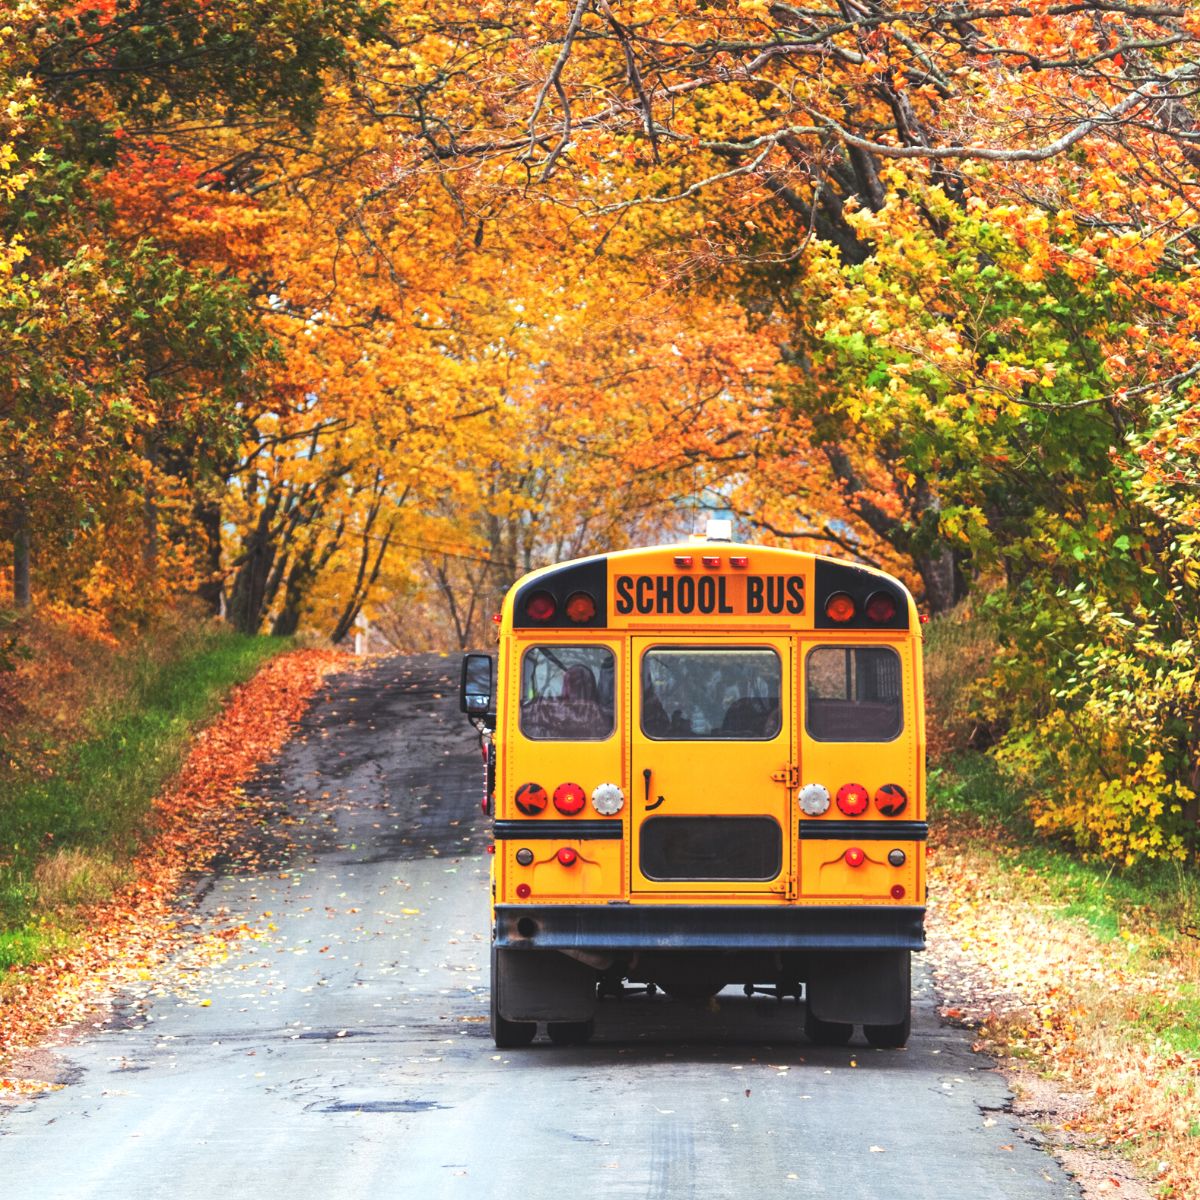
xmin=0 ymin=1078 xmax=63 ymax=1098
xmin=0 ymin=648 xmax=346 ymax=1079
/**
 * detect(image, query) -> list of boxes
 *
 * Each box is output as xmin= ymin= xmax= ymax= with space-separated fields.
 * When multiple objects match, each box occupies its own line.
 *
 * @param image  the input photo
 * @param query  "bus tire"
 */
xmin=864 ymin=1009 xmax=911 ymax=1050
xmin=804 ymin=1009 xmax=853 ymax=1046
xmin=547 ymin=1019 xmax=594 ymax=1045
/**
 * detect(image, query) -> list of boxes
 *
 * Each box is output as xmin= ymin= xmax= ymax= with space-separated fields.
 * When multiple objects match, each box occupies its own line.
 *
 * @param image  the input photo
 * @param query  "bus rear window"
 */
xmin=641 ymin=647 xmax=781 ymax=740
xmin=805 ymin=646 xmax=902 ymax=742
xmin=519 ymin=645 xmax=615 ymax=741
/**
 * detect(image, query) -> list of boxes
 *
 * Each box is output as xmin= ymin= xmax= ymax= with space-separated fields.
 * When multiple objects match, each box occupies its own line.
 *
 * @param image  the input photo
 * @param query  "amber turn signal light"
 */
xmin=565 ymin=591 xmax=596 ymax=623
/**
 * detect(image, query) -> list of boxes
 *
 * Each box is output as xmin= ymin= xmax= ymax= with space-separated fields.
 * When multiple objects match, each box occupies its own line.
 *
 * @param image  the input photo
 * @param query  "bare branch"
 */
xmin=811 ymin=62 xmax=1199 ymax=163
xmin=526 ymin=0 xmax=592 ymax=164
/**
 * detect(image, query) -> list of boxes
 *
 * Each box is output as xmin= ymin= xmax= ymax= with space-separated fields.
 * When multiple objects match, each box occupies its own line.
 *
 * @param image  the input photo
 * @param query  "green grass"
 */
xmin=1131 ymin=984 xmax=1200 ymax=1056
xmin=928 ymin=751 xmax=1033 ymax=833
xmin=0 ymin=628 xmax=285 ymax=970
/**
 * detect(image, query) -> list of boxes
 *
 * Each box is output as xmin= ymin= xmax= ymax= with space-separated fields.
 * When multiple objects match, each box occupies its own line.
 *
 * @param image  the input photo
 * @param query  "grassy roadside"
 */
xmin=928 ymin=753 xmax=1200 ymax=1199
xmin=0 ymin=624 xmax=286 ymax=971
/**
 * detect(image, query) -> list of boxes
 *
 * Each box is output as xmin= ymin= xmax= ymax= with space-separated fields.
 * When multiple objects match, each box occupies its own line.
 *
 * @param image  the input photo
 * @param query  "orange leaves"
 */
xmin=0 ymin=1076 xmax=63 ymax=1100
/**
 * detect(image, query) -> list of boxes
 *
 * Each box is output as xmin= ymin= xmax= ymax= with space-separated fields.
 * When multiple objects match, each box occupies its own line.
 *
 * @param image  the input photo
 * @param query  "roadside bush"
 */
xmin=923 ymin=600 xmax=998 ymax=762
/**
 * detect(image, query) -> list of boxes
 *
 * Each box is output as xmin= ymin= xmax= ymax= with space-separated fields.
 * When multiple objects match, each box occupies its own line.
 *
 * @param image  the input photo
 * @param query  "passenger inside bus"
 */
xmin=520 ymin=648 xmax=615 ymax=740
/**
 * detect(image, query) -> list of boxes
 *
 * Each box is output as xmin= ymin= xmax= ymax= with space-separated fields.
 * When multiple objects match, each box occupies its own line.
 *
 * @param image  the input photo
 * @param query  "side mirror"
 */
xmin=459 ymin=653 xmax=494 ymax=720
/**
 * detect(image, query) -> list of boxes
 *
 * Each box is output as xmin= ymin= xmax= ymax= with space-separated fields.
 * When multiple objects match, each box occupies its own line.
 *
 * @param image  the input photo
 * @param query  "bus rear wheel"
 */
xmin=864 ymin=1010 xmax=911 ymax=1050
xmin=491 ymin=1002 xmax=536 ymax=1048
xmin=804 ymin=1009 xmax=853 ymax=1046
xmin=547 ymin=1019 xmax=594 ymax=1045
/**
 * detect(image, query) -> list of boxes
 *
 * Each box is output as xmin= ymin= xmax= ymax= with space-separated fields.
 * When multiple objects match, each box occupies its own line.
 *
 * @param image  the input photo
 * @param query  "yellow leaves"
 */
xmin=1021 ymin=737 xmax=1194 ymax=865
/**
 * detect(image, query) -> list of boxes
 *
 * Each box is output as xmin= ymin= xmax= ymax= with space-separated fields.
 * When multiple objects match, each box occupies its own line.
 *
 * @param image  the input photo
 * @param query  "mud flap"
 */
xmin=807 ymin=950 xmax=910 ymax=1025
xmin=494 ymin=948 xmax=597 ymax=1022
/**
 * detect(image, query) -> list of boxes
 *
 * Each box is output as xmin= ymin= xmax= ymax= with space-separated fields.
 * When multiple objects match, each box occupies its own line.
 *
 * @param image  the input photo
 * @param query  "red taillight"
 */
xmin=553 ymin=782 xmax=586 ymax=815
xmin=515 ymin=782 xmax=548 ymax=815
xmin=565 ymin=592 xmax=596 ymax=623
xmin=865 ymin=591 xmax=898 ymax=623
xmin=824 ymin=592 xmax=856 ymax=623
xmin=492 ymin=612 xmax=502 ymax=624
xmin=836 ymin=783 xmax=869 ymax=816
xmin=525 ymin=591 xmax=556 ymax=622
xmin=845 ymin=847 xmax=865 ymax=868
xmin=875 ymin=784 xmax=908 ymax=816
xmin=556 ymin=847 xmax=578 ymax=867
xmin=702 ymin=555 xmax=721 ymax=569
xmin=516 ymin=883 xmax=532 ymax=898
xmin=729 ymin=555 xmax=749 ymax=568
xmin=891 ymin=884 xmax=906 ymax=899
xmin=674 ymin=555 xmax=693 ymax=568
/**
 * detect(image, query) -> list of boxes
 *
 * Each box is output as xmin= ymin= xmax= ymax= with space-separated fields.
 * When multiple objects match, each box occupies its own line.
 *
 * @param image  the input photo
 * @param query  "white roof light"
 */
xmin=705 ymin=518 xmax=733 ymax=542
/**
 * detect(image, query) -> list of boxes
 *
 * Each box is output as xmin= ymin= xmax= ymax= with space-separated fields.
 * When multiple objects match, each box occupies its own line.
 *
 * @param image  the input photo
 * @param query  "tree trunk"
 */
xmin=143 ymin=436 xmax=159 ymax=576
xmin=330 ymin=520 xmax=393 ymax=645
xmin=271 ymin=566 xmax=308 ymax=637
xmin=226 ymin=503 xmax=279 ymax=635
xmin=194 ymin=498 xmax=225 ymax=617
xmin=12 ymin=499 xmax=31 ymax=610
xmin=821 ymin=443 xmax=965 ymax=615
xmin=913 ymin=546 xmax=961 ymax=615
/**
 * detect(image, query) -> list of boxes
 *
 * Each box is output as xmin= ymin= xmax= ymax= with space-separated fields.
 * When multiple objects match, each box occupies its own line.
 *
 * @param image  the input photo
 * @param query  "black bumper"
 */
xmin=494 ymin=903 xmax=925 ymax=953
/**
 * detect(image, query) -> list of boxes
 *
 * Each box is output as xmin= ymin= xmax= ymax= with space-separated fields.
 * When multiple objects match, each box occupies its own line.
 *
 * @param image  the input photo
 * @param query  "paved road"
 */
xmin=0 ymin=654 xmax=1081 ymax=1199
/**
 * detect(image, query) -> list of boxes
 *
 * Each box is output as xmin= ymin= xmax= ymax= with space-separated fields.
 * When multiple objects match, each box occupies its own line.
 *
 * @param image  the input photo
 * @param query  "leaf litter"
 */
xmin=928 ymin=831 xmax=1199 ymax=1200
xmin=0 ymin=649 xmax=345 ymax=1094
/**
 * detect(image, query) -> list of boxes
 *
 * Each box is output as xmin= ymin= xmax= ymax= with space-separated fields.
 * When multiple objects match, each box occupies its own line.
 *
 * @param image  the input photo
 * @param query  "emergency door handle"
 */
xmin=643 ymin=768 xmax=666 ymax=811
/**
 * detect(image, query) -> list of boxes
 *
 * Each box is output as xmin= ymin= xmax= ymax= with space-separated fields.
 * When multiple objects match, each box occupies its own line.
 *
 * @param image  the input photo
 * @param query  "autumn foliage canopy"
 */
xmin=2 ymin=0 xmax=1200 ymax=863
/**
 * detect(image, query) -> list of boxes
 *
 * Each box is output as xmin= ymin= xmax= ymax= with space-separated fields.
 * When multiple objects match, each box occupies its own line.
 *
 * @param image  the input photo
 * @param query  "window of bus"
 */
xmin=641 ymin=647 xmax=781 ymax=740
xmin=805 ymin=646 xmax=902 ymax=742
xmin=519 ymin=645 xmax=615 ymax=741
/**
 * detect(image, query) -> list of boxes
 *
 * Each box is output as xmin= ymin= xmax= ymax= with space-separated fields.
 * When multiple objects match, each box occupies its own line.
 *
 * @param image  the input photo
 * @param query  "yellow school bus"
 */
xmin=460 ymin=526 xmax=925 ymax=1048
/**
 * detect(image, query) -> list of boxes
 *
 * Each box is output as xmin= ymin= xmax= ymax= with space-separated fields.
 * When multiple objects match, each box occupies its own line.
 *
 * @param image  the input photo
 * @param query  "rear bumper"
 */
xmin=494 ymin=903 xmax=925 ymax=953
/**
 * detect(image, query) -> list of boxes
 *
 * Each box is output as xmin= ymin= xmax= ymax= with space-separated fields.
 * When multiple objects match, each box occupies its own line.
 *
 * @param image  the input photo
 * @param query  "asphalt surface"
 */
xmin=0 ymin=653 xmax=1083 ymax=1199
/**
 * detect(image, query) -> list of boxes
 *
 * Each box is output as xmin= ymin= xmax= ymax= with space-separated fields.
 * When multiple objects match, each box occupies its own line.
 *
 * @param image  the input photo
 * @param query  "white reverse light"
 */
xmin=798 ymin=783 xmax=831 ymax=816
xmin=591 ymin=782 xmax=625 ymax=816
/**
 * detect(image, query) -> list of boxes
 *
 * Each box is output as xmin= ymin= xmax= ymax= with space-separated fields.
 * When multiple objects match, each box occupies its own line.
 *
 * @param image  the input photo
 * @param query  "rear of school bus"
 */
xmin=466 ymin=535 xmax=925 ymax=1048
